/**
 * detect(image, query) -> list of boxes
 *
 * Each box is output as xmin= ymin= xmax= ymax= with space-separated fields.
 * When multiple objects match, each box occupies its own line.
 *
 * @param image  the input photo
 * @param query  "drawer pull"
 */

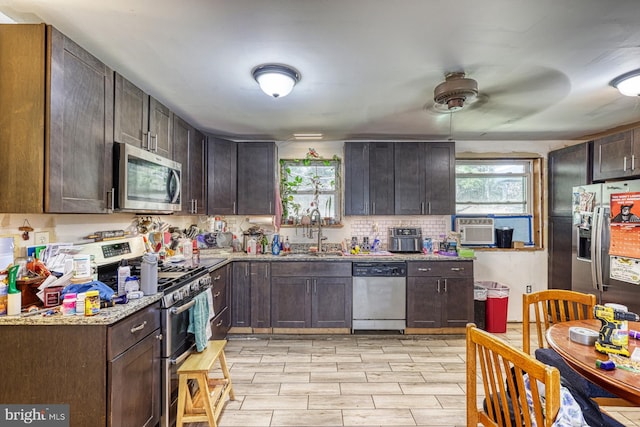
xmin=155 ymin=333 xmax=163 ymax=340
xmin=450 ymin=267 xmax=464 ymax=271
xmin=213 ymin=274 xmax=221 ymax=281
xmin=418 ymin=268 xmax=432 ymax=272
xmin=213 ymin=291 xmax=221 ymax=298
xmin=130 ymin=321 xmax=147 ymax=334
xmin=216 ymin=320 xmax=223 ymax=327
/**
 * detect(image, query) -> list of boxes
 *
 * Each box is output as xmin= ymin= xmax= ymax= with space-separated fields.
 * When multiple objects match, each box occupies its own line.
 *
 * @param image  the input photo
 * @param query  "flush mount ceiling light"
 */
xmin=252 ymin=64 xmax=300 ymax=98
xmin=611 ymin=69 xmax=640 ymax=96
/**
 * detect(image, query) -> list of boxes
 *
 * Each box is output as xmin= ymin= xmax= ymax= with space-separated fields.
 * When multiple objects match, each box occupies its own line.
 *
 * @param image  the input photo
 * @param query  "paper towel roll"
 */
xmin=7 ymin=292 xmax=21 ymax=316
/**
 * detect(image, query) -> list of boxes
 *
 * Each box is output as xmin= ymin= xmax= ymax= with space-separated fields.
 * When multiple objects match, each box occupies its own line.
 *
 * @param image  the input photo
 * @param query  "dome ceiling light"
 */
xmin=611 ymin=69 xmax=640 ymax=97
xmin=252 ymin=64 xmax=300 ymax=98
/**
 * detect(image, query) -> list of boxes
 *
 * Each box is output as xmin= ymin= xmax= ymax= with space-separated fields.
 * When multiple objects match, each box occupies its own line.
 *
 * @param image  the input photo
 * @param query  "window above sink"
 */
xmin=280 ymin=156 xmax=341 ymax=226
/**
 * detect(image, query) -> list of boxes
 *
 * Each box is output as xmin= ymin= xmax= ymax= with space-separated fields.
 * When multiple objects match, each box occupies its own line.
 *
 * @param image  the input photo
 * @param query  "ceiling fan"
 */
xmin=433 ymin=72 xmax=479 ymax=112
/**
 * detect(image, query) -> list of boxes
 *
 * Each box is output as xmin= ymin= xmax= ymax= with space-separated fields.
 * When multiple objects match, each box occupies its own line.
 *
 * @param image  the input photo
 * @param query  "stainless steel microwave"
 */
xmin=114 ymin=142 xmax=182 ymax=213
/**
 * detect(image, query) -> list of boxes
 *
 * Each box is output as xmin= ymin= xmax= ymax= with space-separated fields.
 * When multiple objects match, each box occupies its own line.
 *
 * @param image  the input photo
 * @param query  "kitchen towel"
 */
xmin=187 ymin=292 xmax=210 ymax=352
xmin=206 ymin=288 xmax=215 ymax=341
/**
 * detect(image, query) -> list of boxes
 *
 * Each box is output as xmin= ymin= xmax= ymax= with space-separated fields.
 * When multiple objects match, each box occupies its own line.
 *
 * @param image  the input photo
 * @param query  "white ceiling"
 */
xmin=2 ymin=0 xmax=640 ymax=142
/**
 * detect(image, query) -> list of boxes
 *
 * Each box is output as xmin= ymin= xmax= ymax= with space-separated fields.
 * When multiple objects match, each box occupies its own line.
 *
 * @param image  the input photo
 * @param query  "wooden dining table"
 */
xmin=546 ymin=319 xmax=640 ymax=405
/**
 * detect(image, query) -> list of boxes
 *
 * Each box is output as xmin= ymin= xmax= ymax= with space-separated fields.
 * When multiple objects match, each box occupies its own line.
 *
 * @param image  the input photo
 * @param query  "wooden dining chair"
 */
xmin=523 ymin=290 xmax=632 ymax=407
xmin=466 ymin=323 xmax=561 ymax=426
xmin=522 ymin=289 xmax=595 ymax=354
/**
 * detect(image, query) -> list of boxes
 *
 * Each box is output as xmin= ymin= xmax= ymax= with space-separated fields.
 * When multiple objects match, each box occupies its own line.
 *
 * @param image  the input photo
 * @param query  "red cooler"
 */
xmin=475 ymin=281 xmax=510 ymax=333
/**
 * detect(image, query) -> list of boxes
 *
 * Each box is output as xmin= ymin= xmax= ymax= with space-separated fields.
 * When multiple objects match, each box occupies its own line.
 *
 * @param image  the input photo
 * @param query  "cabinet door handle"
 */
xmin=443 ymin=278 xmax=447 ymax=293
xmin=437 ymin=279 xmax=440 ymax=293
xmin=130 ymin=320 xmax=147 ymax=334
xmin=213 ymin=291 xmax=221 ymax=298
xmin=306 ymin=279 xmax=311 ymax=294
xmin=155 ymin=333 xmax=163 ymax=340
xmin=265 ymin=265 xmax=269 ymax=279
xmin=213 ymin=274 xmax=221 ymax=281
xmin=216 ymin=319 xmax=223 ymax=327
xmin=233 ymin=202 xmax=236 ymax=214
xmin=151 ymin=134 xmax=158 ymax=152
xmin=624 ymin=156 xmax=628 ymax=172
xmin=633 ymin=155 xmax=636 ymax=171
xmin=450 ymin=267 xmax=464 ymax=271
xmin=108 ymin=187 xmax=115 ymax=212
xmin=269 ymin=201 xmax=272 ymax=214
xmin=420 ymin=202 xmax=424 ymax=214
xmin=418 ymin=268 xmax=431 ymax=272
xmin=427 ymin=202 xmax=431 ymax=215
xmin=371 ymin=202 xmax=375 ymax=215
xmin=313 ymin=279 xmax=317 ymax=294
xmin=143 ymin=132 xmax=150 ymax=150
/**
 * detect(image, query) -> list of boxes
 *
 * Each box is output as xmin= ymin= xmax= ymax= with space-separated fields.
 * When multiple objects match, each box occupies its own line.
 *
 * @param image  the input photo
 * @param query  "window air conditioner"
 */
xmin=456 ymin=217 xmax=495 ymax=245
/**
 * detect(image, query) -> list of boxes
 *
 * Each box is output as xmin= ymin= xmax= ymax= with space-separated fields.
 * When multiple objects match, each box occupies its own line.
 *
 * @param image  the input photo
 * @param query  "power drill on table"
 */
xmin=593 ymin=304 xmax=640 ymax=357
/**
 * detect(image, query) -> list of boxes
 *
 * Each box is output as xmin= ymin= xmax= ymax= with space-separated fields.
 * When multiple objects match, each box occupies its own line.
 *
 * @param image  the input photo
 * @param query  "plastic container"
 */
xmin=61 ymin=292 xmax=77 ymax=316
xmin=495 ymin=227 xmax=514 ymax=248
xmin=473 ymin=285 xmax=488 ymax=330
xmin=117 ymin=259 xmax=131 ymax=296
xmin=476 ymin=281 xmax=510 ymax=333
xmin=76 ymin=292 xmax=86 ymax=316
xmin=85 ymin=290 xmax=100 ymax=316
xmin=73 ymin=254 xmax=92 ymax=279
xmin=140 ymin=253 xmax=159 ymax=295
xmin=124 ymin=276 xmax=140 ymax=294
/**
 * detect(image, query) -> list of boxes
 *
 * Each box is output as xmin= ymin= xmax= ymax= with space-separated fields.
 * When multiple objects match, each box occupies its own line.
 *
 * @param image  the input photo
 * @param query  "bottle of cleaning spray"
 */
xmin=7 ymin=264 xmax=21 ymax=316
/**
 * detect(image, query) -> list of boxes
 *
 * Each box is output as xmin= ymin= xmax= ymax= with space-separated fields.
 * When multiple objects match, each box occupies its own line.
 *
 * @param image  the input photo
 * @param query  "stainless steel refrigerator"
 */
xmin=572 ymin=180 xmax=640 ymax=314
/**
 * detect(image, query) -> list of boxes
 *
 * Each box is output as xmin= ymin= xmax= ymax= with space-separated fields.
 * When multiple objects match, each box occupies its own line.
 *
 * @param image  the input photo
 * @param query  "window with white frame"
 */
xmin=456 ymin=159 xmax=533 ymax=215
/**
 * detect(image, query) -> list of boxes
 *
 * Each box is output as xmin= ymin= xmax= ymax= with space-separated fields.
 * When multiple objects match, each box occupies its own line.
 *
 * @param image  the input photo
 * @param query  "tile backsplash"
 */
xmin=347 ymin=215 xmax=451 ymax=250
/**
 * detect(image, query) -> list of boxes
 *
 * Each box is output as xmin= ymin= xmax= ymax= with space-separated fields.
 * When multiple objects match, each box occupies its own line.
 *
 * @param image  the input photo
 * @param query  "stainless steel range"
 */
xmin=77 ymin=237 xmax=225 ymax=427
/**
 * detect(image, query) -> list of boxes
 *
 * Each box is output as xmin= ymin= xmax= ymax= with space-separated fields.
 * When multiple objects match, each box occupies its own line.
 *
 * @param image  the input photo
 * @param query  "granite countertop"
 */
xmin=0 ymin=293 xmax=163 ymax=326
xmin=201 ymin=249 xmax=474 ymax=262
xmin=1 ymin=250 xmax=472 ymax=326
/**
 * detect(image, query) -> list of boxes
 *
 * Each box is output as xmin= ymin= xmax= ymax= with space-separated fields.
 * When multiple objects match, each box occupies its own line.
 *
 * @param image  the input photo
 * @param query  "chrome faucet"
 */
xmin=309 ymin=208 xmax=326 ymax=253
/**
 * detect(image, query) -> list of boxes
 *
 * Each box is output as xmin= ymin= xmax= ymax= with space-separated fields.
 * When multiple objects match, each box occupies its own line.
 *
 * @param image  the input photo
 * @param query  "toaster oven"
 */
xmin=388 ymin=227 xmax=422 ymax=253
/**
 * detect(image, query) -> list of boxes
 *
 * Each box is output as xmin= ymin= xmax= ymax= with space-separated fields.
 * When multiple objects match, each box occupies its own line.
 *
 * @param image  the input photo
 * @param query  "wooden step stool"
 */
xmin=176 ymin=340 xmax=235 ymax=427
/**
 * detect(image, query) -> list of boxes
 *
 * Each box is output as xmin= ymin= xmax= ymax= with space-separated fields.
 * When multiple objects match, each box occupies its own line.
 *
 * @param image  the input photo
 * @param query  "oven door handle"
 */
xmin=170 ymin=344 xmax=195 ymax=365
xmin=170 ymin=299 xmax=196 ymax=315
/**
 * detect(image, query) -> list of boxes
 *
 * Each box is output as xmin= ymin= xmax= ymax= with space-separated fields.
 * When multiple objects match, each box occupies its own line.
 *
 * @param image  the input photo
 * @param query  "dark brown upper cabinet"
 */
xmin=114 ymin=73 xmax=173 ymax=159
xmin=0 ymin=24 xmax=114 ymax=213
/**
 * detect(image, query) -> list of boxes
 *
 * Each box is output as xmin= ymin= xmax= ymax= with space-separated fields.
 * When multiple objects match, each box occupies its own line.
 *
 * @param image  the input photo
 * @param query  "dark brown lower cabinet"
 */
xmin=108 ymin=329 xmax=161 ymax=427
xmin=270 ymin=262 xmax=352 ymax=329
xmin=0 ymin=302 xmax=161 ymax=427
xmin=406 ymin=261 xmax=474 ymax=330
xmin=251 ymin=262 xmax=271 ymax=328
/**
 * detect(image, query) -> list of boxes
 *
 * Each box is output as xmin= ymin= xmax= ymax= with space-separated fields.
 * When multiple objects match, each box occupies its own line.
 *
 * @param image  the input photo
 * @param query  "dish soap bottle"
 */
xmin=271 ymin=234 xmax=280 ymax=255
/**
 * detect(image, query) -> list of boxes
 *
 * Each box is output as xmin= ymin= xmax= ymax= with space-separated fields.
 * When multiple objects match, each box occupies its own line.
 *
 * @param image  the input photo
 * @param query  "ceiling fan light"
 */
xmin=611 ymin=70 xmax=640 ymax=96
xmin=252 ymin=64 xmax=300 ymax=98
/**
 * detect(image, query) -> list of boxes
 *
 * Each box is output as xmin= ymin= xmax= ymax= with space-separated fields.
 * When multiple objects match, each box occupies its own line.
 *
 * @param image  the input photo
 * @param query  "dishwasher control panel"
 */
xmin=352 ymin=262 xmax=407 ymax=277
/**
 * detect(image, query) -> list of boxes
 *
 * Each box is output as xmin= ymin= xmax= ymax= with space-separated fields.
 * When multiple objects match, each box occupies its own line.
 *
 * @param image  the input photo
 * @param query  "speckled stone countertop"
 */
xmin=201 ymin=249 xmax=474 ymax=262
xmin=0 ymin=293 xmax=163 ymax=326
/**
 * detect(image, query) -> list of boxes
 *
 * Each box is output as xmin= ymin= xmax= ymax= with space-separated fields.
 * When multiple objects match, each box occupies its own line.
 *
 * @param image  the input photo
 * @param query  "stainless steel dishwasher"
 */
xmin=352 ymin=262 xmax=407 ymax=332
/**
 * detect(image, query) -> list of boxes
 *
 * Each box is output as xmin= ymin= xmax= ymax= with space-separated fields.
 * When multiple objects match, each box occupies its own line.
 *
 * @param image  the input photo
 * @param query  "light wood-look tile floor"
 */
xmin=193 ymin=324 xmax=640 ymax=427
